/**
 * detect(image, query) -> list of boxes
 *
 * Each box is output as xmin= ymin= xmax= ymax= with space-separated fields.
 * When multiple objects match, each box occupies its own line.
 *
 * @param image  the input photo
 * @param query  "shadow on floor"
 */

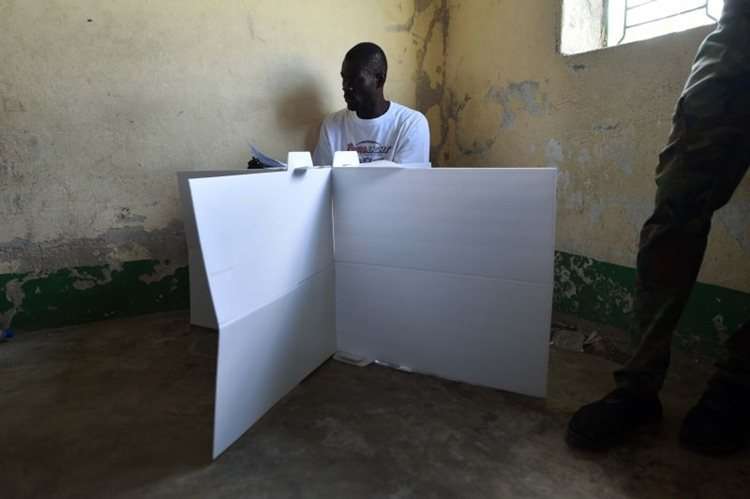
xmin=0 ymin=312 xmax=216 ymax=498
xmin=1 ymin=311 xmax=748 ymax=498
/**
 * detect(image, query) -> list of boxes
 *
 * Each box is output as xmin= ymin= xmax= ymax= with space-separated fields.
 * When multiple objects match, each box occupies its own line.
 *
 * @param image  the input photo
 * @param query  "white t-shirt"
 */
xmin=313 ymin=102 xmax=430 ymax=166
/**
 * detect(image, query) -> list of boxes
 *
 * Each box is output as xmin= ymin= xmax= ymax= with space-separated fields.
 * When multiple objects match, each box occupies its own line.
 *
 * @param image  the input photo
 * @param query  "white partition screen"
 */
xmin=184 ymin=166 xmax=557 ymax=458
xmin=188 ymin=169 xmax=336 ymax=458
xmin=333 ymin=168 xmax=556 ymax=397
xmin=178 ymin=170 xmax=265 ymax=329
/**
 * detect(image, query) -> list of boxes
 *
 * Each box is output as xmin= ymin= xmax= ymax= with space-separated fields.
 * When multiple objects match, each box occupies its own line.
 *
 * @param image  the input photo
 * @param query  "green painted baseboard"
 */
xmin=2 ymin=252 xmax=748 ymax=357
xmin=554 ymin=251 xmax=750 ymax=357
xmin=0 ymin=260 xmax=188 ymax=332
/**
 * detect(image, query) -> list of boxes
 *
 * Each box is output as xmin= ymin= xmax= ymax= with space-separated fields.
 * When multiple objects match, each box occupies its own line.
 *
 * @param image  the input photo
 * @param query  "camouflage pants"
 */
xmin=615 ymin=8 xmax=750 ymax=395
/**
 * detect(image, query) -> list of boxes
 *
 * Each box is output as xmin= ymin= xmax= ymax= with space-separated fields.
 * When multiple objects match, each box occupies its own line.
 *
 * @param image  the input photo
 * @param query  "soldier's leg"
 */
xmin=615 ymin=7 xmax=750 ymax=396
xmin=567 ymin=6 xmax=750 ymax=449
xmin=614 ymin=102 xmax=750 ymax=395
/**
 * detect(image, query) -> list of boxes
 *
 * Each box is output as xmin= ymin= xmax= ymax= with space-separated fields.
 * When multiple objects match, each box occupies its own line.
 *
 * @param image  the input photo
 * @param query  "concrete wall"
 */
xmin=4 ymin=0 xmax=748 ymax=354
xmin=432 ymin=0 xmax=750 ymax=353
xmin=0 ymin=0 xmax=446 ymax=330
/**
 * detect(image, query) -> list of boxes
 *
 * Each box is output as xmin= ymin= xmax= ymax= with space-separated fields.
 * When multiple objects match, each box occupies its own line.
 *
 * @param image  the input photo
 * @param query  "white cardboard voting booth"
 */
xmin=179 ymin=166 xmax=557 ymax=458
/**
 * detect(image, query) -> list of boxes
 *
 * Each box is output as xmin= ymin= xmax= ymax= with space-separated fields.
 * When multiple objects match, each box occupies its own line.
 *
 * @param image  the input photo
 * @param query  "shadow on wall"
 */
xmin=275 ymin=71 xmax=328 ymax=153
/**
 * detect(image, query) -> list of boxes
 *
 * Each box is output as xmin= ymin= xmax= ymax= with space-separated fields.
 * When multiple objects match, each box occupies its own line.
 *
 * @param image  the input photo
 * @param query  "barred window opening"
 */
xmin=561 ymin=0 xmax=724 ymax=56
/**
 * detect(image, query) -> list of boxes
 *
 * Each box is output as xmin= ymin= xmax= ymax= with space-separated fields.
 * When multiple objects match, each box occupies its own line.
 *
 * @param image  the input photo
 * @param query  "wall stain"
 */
xmin=593 ymin=122 xmax=620 ymax=132
xmin=2 ymin=96 xmax=26 ymax=113
xmin=387 ymin=0 xmax=435 ymax=33
xmin=486 ymin=80 xmax=548 ymax=129
xmin=1 ymin=129 xmax=41 ymax=181
xmin=415 ymin=0 xmax=433 ymax=13
xmin=246 ymin=14 xmax=267 ymax=42
xmin=115 ymin=207 xmax=147 ymax=224
xmin=387 ymin=12 xmax=416 ymax=32
xmin=544 ymin=138 xmax=564 ymax=167
xmin=449 ymin=80 xmax=549 ymax=156
xmin=412 ymin=0 xmax=450 ymax=162
xmin=0 ymin=219 xmax=187 ymax=274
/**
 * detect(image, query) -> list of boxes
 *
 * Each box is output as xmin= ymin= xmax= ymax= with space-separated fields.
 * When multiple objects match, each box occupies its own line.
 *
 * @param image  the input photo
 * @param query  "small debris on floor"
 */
xmin=550 ymin=328 xmax=585 ymax=352
xmin=1 ymin=329 xmax=14 ymax=343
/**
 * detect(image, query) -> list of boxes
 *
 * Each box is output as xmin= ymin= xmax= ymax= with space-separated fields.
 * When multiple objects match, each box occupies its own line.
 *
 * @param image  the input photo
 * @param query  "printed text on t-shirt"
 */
xmin=347 ymin=140 xmax=393 ymax=162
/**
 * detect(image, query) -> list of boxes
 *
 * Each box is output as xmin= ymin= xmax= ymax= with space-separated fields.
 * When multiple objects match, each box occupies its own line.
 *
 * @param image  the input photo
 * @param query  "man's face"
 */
xmin=341 ymin=58 xmax=380 ymax=112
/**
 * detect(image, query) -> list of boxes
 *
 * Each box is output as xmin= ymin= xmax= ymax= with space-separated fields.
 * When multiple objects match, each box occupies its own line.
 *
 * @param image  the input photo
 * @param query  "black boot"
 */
xmin=680 ymin=380 xmax=750 ymax=455
xmin=566 ymin=388 xmax=663 ymax=450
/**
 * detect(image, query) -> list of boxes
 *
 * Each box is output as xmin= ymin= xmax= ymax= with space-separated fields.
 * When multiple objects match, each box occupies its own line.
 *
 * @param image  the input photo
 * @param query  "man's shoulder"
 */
xmin=390 ymin=102 xmax=428 ymax=128
xmin=321 ymin=108 xmax=350 ymax=129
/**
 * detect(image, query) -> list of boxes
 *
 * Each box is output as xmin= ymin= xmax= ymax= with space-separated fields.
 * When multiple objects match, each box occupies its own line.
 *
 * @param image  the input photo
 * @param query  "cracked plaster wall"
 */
xmin=4 ymin=0 xmax=747 ymax=337
xmin=1 ymin=0 xmax=441 ymax=329
xmin=429 ymin=0 xmax=750 ymax=296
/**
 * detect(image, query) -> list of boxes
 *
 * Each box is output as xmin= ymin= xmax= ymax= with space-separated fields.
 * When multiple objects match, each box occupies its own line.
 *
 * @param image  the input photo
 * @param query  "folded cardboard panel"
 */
xmin=335 ymin=262 xmax=551 ymax=397
xmin=183 ymin=166 xmax=557 ymax=459
xmin=187 ymin=169 xmax=336 ymax=458
xmin=332 ymin=168 xmax=557 ymax=284
xmin=213 ymin=268 xmax=335 ymax=457
xmin=177 ymin=170 xmax=265 ymax=329
xmin=188 ymin=169 xmax=333 ymax=327
xmin=332 ymin=167 xmax=556 ymax=398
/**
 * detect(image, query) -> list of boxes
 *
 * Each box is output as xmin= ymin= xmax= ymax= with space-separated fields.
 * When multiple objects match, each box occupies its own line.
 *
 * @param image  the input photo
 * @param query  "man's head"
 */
xmin=341 ymin=42 xmax=388 ymax=115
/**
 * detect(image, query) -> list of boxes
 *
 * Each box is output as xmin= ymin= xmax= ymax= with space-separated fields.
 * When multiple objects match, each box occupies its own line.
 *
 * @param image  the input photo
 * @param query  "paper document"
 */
xmin=250 ymin=145 xmax=287 ymax=169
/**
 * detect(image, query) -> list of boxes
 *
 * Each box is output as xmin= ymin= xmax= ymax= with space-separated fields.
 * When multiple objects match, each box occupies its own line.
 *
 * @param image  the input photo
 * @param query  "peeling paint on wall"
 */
xmin=412 ymin=0 xmax=450 ymax=161
xmin=447 ymin=80 xmax=551 ymax=158
xmin=0 ymin=220 xmax=187 ymax=275
xmin=437 ymin=0 xmax=750 ymax=349
xmin=4 ymin=0 xmax=750 ymax=360
xmin=486 ymin=80 xmax=548 ymax=129
xmin=544 ymin=139 xmax=564 ymax=167
xmin=0 ymin=1 xmax=437 ymax=334
xmin=0 ymin=260 xmax=188 ymax=332
xmin=554 ymin=251 xmax=750 ymax=356
xmin=3 ymin=249 xmax=747 ymax=359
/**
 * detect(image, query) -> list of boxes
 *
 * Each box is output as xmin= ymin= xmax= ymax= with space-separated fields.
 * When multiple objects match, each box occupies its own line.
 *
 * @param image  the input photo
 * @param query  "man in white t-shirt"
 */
xmin=313 ymin=42 xmax=430 ymax=166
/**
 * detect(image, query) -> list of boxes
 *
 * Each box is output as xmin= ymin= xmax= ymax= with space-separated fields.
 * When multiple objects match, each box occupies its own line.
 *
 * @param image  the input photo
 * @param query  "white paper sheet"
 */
xmin=251 ymin=145 xmax=287 ymax=169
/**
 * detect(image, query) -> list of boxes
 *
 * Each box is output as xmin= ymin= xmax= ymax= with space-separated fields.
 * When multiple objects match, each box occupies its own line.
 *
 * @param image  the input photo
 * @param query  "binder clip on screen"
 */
xmin=287 ymin=151 xmax=314 ymax=170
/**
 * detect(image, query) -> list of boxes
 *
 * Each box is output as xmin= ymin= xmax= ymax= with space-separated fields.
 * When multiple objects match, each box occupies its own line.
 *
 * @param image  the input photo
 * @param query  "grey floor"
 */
xmin=1 ymin=311 xmax=748 ymax=499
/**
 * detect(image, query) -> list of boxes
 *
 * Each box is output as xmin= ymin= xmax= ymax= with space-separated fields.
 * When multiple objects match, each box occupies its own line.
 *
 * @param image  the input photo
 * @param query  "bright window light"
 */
xmin=607 ymin=0 xmax=724 ymax=46
xmin=560 ymin=0 xmax=724 ymax=56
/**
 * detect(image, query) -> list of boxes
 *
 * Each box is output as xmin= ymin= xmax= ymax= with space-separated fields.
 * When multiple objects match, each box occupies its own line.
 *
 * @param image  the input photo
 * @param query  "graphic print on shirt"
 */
xmin=347 ymin=140 xmax=393 ymax=163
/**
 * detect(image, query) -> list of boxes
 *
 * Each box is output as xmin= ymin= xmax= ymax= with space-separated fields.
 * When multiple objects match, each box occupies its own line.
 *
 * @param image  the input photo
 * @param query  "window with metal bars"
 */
xmin=606 ymin=0 xmax=723 ymax=47
xmin=561 ymin=0 xmax=724 ymax=56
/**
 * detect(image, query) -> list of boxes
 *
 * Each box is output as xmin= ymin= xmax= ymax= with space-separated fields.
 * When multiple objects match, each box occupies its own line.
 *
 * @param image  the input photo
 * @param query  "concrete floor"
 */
xmin=1 ymin=312 xmax=748 ymax=498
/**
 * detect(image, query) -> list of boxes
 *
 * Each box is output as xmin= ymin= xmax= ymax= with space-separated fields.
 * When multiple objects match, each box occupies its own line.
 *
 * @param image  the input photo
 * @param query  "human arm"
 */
xmin=312 ymin=122 xmax=334 ymax=166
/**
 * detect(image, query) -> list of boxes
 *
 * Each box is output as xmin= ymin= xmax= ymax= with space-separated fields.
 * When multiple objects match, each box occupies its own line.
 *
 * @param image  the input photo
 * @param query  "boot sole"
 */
xmin=679 ymin=434 xmax=746 ymax=456
xmin=566 ymin=420 xmax=662 ymax=451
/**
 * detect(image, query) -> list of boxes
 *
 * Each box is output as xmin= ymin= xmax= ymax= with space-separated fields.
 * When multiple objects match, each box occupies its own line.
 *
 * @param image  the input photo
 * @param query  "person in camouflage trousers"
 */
xmin=567 ymin=0 xmax=750 ymax=454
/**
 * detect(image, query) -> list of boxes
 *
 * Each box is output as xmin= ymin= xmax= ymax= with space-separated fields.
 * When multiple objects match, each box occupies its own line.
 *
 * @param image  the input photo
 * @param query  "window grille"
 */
xmin=608 ymin=0 xmax=722 ymax=46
